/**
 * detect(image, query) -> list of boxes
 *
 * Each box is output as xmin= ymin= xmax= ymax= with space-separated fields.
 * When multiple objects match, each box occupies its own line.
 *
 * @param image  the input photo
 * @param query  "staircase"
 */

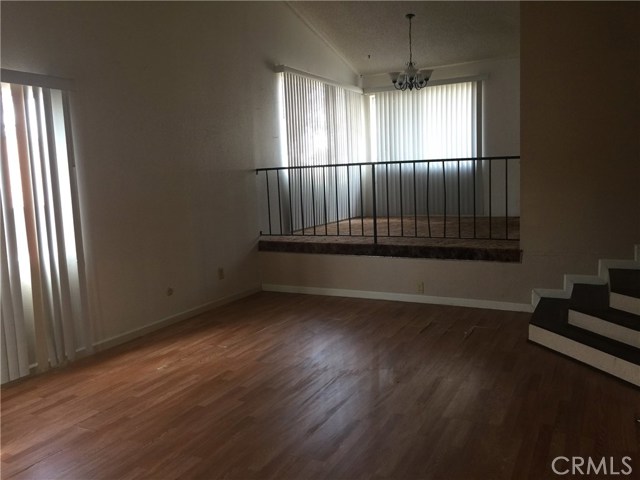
xmin=529 ymin=245 xmax=640 ymax=386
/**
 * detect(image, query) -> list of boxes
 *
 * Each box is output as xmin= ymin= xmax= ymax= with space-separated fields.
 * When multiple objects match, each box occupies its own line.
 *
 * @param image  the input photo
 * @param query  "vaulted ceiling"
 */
xmin=288 ymin=1 xmax=520 ymax=76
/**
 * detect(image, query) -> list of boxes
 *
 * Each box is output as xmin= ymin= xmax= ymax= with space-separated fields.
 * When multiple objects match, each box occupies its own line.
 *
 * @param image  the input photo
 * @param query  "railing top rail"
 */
xmin=256 ymin=156 xmax=521 ymax=173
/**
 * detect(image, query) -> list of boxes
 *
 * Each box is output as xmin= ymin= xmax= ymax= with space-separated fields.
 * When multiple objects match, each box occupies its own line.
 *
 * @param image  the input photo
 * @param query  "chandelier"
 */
xmin=390 ymin=13 xmax=433 ymax=91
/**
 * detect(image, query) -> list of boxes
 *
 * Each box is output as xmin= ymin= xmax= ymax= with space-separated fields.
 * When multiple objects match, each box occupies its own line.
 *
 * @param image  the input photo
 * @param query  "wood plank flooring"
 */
xmin=1 ymin=292 xmax=639 ymax=479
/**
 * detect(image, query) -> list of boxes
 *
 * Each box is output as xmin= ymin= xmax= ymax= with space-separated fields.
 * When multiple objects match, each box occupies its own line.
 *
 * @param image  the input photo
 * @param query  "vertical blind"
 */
xmin=370 ymin=81 xmax=477 ymax=161
xmin=279 ymin=72 xmax=366 ymax=232
xmin=369 ymin=82 xmax=478 ymax=215
xmin=1 ymin=80 xmax=91 ymax=384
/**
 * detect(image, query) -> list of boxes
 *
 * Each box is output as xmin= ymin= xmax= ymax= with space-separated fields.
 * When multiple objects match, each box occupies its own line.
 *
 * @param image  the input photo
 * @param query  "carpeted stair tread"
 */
xmin=530 ymin=298 xmax=640 ymax=365
xmin=609 ymin=268 xmax=640 ymax=299
xmin=569 ymin=283 xmax=609 ymax=310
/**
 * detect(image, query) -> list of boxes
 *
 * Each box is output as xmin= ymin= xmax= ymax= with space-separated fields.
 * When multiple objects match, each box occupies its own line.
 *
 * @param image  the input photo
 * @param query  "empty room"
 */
xmin=1 ymin=1 xmax=639 ymax=479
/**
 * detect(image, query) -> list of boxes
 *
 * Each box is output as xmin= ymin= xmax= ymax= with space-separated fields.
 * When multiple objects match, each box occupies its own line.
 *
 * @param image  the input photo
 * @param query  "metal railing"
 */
xmin=256 ymin=156 xmax=520 ymax=243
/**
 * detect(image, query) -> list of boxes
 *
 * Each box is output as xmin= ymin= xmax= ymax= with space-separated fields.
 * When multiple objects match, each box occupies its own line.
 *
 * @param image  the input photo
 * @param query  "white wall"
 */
xmin=1 ymin=2 xmax=357 ymax=344
xmin=520 ymin=2 xmax=640 ymax=272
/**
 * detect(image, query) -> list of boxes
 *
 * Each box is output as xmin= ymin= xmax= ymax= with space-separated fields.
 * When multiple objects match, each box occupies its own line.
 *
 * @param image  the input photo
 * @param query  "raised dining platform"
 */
xmin=259 ymin=216 xmax=521 ymax=262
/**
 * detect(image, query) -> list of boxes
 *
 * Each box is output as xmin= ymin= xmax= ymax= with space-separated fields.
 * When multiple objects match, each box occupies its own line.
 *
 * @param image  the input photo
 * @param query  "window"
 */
xmin=367 ymin=82 xmax=479 ymax=217
xmin=279 ymin=73 xmax=478 ymax=167
xmin=1 ymin=72 xmax=90 ymax=383
xmin=276 ymin=70 xmax=365 ymax=233
xmin=280 ymin=70 xmax=365 ymax=167
xmin=262 ymin=71 xmax=505 ymax=240
xmin=368 ymin=81 xmax=478 ymax=162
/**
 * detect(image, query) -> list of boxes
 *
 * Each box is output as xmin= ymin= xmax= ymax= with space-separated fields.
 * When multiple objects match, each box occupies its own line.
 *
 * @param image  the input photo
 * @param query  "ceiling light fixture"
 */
xmin=390 ymin=13 xmax=432 ymax=91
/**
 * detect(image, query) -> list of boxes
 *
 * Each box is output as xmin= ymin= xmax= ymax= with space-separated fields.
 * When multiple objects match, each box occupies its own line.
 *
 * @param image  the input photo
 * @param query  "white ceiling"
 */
xmin=288 ymin=1 xmax=520 ymax=76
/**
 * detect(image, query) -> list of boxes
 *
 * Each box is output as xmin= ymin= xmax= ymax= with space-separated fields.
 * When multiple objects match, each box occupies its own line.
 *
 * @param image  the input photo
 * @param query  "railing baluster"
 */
xmin=334 ymin=165 xmax=339 ymax=236
xmin=399 ymin=163 xmax=404 ymax=237
xmin=505 ymin=158 xmax=509 ymax=240
xmin=372 ymin=164 xmax=378 ymax=244
xmin=359 ymin=164 xmax=364 ymax=236
xmin=265 ymin=171 xmax=272 ymax=235
xmin=386 ymin=163 xmax=390 ymax=236
xmin=277 ymin=170 xmax=282 ymax=235
xmin=288 ymin=166 xmax=293 ymax=235
xmin=413 ymin=162 xmax=417 ymax=237
xmin=347 ymin=165 xmax=352 ymax=236
xmin=299 ymin=167 xmax=305 ymax=235
xmin=323 ymin=166 xmax=328 ymax=235
xmin=310 ymin=167 xmax=317 ymax=235
xmin=443 ymin=160 xmax=447 ymax=238
xmin=489 ymin=159 xmax=492 ymax=239
xmin=426 ymin=162 xmax=431 ymax=237
xmin=473 ymin=158 xmax=477 ymax=239
xmin=257 ymin=171 xmax=262 ymax=235
xmin=457 ymin=160 xmax=461 ymax=239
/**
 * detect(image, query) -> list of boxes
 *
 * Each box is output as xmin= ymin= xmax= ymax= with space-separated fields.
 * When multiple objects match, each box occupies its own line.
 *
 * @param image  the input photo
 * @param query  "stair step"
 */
xmin=528 ymin=298 xmax=640 ymax=386
xmin=568 ymin=307 xmax=640 ymax=348
xmin=569 ymin=283 xmax=609 ymax=310
xmin=609 ymin=268 xmax=640 ymax=298
xmin=610 ymin=292 xmax=640 ymax=316
xmin=609 ymin=268 xmax=640 ymax=315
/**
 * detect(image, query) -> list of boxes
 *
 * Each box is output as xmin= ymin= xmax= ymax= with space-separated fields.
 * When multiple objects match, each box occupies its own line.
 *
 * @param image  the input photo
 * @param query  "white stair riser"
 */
xmin=531 ymin=276 xmax=606 ymax=309
xmin=598 ymin=260 xmax=640 ymax=285
xmin=563 ymin=274 xmax=606 ymax=291
xmin=528 ymin=325 xmax=640 ymax=386
xmin=610 ymin=292 xmax=640 ymax=316
xmin=531 ymin=288 xmax=569 ymax=308
xmin=568 ymin=310 xmax=640 ymax=348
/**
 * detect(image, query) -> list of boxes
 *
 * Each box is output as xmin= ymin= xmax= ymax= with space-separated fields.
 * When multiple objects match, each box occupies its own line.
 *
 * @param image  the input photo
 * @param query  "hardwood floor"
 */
xmin=1 ymin=292 xmax=638 ymax=479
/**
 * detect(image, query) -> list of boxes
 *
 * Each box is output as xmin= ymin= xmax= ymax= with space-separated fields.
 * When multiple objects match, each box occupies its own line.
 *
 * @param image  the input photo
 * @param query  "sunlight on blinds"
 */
xmin=1 ymin=81 xmax=91 ymax=384
xmin=369 ymin=82 xmax=478 ymax=215
xmin=278 ymin=72 xmax=366 ymax=232
xmin=370 ymin=82 xmax=477 ymax=162
xmin=280 ymin=72 xmax=365 ymax=167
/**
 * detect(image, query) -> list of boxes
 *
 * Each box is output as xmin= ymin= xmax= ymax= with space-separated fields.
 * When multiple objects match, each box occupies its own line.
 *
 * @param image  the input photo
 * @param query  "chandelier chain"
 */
xmin=408 ymin=15 xmax=413 ymax=64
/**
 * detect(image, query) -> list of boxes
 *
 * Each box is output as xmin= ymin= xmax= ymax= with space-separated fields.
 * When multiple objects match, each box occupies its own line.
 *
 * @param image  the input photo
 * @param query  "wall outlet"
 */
xmin=417 ymin=281 xmax=424 ymax=294
xmin=218 ymin=267 xmax=225 ymax=280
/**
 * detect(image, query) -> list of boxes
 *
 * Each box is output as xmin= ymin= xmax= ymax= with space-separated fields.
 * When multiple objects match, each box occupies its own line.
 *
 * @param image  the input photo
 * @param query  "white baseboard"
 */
xmin=262 ymin=284 xmax=533 ymax=313
xmin=528 ymin=325 xmax=640 ymax=386
xmin=93 ymin=288 xmax=260 ymax=352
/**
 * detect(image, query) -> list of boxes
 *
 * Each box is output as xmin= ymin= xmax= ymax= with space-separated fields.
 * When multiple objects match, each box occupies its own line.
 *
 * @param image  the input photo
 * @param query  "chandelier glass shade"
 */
xmin=390 ymin=14 xmax=432 ymax=91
